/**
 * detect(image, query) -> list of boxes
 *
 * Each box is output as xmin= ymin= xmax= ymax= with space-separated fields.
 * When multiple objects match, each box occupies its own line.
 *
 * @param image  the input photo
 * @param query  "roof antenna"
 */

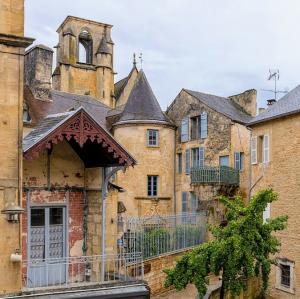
xmin=261 ymin=69 xmax=288 ymax=101
xmin=133 ymin=53 xmax=137 ymax=68
xmin=138 ymin=52 xmax=143 ymax=70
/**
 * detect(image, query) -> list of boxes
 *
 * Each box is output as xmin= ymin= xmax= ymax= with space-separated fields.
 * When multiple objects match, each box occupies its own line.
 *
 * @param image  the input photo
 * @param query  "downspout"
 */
xmin=101 ymin=166 xmax=124 ymax=283
xmin=248 ymin=128 xmax=252 ymax=201
xmin=173 ymin=128 xmax=177 ymax=214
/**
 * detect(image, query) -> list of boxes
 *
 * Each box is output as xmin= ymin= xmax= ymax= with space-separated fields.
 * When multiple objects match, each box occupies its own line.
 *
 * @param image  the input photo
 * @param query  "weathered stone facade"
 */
xmin=0 ymin=0 xmax=33 ymax=294
xmin=166 ymin=89 xmax=251 ymax=223
xmin=250 ymin=114 xmax=300 ymax=299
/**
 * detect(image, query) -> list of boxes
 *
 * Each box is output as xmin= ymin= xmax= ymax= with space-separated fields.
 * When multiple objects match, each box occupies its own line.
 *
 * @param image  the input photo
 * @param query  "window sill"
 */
xmin=135 ymin=196 xmax=171 ymax=201
xmin=147 ymin=145 xmax=159 ymax=148
xmin=275 ymin=285 xmax=295 ymax=294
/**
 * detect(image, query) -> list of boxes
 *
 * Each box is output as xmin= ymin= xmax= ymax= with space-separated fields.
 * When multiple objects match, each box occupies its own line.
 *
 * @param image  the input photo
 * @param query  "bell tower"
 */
xmin=0 ymin=0 xmax=33 ymax=293
xmin=52 ymin=16 xmax=115 ymax=108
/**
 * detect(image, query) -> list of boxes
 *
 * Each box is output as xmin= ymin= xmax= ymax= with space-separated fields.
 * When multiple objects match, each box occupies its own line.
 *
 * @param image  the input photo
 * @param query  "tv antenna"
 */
xmin=261 ymin=69 xmax=288 ymax=100
xmin=138 ymin=53 xmax=143 ymax=69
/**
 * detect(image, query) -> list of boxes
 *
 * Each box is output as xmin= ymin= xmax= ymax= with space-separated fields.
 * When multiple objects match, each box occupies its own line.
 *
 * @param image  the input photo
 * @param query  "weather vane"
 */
xmin=133 ymin=53 xmax=137 ymax=67
xmin=139 ymin=53 xmax=143 ymax=69
xmin=261 ymin=69 xmax=288 ymax=101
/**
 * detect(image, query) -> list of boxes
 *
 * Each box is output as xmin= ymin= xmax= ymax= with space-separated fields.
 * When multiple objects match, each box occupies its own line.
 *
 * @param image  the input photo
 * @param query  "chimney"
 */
xmin=25 ymin=44 xmax=53 ymax=101
xmin=259 ymin=108 xmax=266 ymax=114
xmin=267 ymin=99 xmax=276 ymax=106
xmin=229 ymin=89 xmax=257 ymax=117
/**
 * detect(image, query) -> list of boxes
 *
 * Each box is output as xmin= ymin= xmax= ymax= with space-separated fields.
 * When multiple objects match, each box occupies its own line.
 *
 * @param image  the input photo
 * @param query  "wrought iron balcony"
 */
xmin=191 ymin=166 xmax=239 ymax=186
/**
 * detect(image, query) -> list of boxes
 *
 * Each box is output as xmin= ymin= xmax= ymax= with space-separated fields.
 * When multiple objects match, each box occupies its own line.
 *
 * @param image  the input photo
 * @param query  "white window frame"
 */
xmin=263 ymin=134 xmax=269 ymax=163
xmin=147 ymin=175 xmax=158 ymax=197
xmin=251 ymin=136 xmax=257 ymax=164
xmin=276 ymin=259 xmax=295 ymax=294
xmin=147 ymin=129 xmax=159 ymax=147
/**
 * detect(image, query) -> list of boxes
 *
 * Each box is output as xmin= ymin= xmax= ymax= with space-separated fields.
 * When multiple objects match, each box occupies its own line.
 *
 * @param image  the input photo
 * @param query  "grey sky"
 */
xmin=25 ymin=0 xmax=300 ymax=110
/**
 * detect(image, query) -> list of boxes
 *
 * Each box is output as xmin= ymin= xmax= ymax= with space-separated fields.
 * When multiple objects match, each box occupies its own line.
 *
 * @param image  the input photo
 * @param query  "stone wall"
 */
xmin=113 ymin=123 xmax=175 ymax=217
xmin=229 ymin=89 xmax=257 ymax=117
xmin=143 ymin=250 xmax=191 ymax=295
xmin=250 ymin=114 xmax=300 ymax=298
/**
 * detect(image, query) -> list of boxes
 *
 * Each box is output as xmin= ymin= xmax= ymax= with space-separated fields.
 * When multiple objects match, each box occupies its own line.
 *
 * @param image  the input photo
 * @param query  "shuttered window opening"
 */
xmin=263 ymin=135 xmax=269 ymax=163
xmin=177 ymin=153 xmax=182 ymax=173
xmin=200 ymin=112 xmax=208 ymax=138
xmin=182 ymin=192 xmax=188 ymax=213
xmin=181 ymin=118 xmax=189 ymax=142
xmin=234 ymin=152 xmax=244 ymax=170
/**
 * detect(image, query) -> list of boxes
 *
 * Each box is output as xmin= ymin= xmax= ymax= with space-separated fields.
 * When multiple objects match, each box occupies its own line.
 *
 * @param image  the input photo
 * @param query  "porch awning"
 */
xmin=23 ymin=107 xmax=136 ymax=168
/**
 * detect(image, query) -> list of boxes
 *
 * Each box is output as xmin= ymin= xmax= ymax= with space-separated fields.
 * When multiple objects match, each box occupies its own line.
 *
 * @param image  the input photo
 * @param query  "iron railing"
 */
xmin=119 ymin=213 xmax=206 ymax=260
xmin=191 ymin=166 xmax=239 ymax=185
xmin=22 ymin=253 xmax=143 ymax=289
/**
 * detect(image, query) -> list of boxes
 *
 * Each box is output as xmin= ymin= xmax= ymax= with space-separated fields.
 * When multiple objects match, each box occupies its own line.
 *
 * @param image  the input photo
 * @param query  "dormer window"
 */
xmin=23 ymin=103 xmax=31 ymax=123
xmin=78 ymin=30 xmax=93 ymax=64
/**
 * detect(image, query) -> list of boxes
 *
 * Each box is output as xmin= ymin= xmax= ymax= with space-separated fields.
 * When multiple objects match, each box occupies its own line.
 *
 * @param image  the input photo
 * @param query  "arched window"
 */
xmin=78 ymin=30 xmax=93 ymax=64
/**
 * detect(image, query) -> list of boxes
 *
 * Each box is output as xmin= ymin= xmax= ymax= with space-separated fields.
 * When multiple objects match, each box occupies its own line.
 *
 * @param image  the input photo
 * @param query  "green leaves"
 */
xmin=164 ymin=189 xmax=288 ymax=299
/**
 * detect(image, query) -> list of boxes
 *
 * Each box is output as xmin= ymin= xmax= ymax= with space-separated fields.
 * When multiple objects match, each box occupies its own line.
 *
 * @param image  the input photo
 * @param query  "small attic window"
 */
xmin=23 ymin=103 xmax=31 ymax=123
xmin=78 ymin=30 xmax=93 ymax=64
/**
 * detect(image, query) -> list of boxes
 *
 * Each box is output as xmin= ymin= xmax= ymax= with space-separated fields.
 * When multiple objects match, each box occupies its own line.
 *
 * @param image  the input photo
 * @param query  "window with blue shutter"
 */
xmin=177 ymin=153 xmax=182 ymax=173
xmin=192 ymin=148 xmax=199 ymax=168
xmin=182 ymin=192 xmax=188 ymax=213
xmin=190 ymin=193 xmax=198 ymax=212
xmin=181 ymin=118 xmax=189 ymax=142
xmin=200 ymin=112 xmax=208 ymax=138
xmin=185 ymin=149 xmax=190 ymax=174
xmin=234 ymin=152 xmax=244 ymax=170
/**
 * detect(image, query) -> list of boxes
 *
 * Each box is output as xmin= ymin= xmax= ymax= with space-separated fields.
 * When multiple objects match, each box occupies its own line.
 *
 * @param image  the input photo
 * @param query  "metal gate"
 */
xmin=27 ymin=206 xmax=66 ymax=287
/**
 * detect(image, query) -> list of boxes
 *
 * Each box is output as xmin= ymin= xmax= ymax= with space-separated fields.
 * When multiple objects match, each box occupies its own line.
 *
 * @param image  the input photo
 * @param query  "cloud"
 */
xmin=25 ymin=0 xmax=300 ymax=109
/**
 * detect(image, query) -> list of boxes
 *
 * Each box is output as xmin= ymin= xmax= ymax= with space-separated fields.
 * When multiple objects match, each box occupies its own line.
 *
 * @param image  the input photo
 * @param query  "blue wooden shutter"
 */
xmin=234 ymin=152 xmax=241 ymax=170
xmin=199 ymin=147 xmax=205 ymax=167
xmin=185 ymin=149 xmax=190 ymax=174
xmin=181 ymin=118 xmax=189 ymax=142
xmin=200 ymin=112 xmax=208 ymax=138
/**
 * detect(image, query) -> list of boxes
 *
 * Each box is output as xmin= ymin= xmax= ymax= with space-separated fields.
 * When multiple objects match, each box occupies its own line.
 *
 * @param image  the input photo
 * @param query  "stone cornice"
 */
xmin=0 ymin=33 xmax=34 ymax=48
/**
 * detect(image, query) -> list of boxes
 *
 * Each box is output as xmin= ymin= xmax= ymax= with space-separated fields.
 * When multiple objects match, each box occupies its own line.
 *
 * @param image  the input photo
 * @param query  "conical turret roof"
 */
xmin=115 ymin=70 xmax=171 ymax=124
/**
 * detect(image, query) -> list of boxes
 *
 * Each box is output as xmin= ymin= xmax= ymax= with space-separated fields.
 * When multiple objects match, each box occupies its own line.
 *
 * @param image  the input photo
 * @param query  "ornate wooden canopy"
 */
xmin=23 ymin=108 xmax=136 ymax=168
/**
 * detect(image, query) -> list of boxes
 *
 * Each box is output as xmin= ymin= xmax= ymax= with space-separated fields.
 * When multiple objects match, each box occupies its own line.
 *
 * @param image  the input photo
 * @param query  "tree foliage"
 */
xmin=164 ymin=189 xmax=288 ymax=299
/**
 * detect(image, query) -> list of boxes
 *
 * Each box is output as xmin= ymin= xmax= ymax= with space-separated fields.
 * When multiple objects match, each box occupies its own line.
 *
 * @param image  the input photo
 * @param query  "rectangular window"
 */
xmin=181 ymin=118 xmax=189 ymax=142
xmin=147 ymin=175 xmax=158 ymax=197
xmin=263 ymin=135 xmax=269 ymax=163
xmin=191 ymin=116 xmax=200 ymax=140
xmin=177 ymin=153 xmax=182 ymax=173
xmin=192 ymin=148 xmax=199 ymax=168
xmin=219 ymin=155 xmax=229 ymax=167
xmin=199 ymin=147 xmax=205 ymax=167
xmin=182 ymin=192 xmax=188 ymax=213
xmin=200 ymin=112 xmax=208 ymax=138
xmin=185 ymin=149 xmax=190 ymax=174
xmin=147 ymin=129 xmax=159 ymax=146
xmin=234 ymin=152 xmax=244 ymax=170
xmin=281 ymin=264 xmax=291 ymax=287
xmin=251 ymin=137 xmax=257 ymax=164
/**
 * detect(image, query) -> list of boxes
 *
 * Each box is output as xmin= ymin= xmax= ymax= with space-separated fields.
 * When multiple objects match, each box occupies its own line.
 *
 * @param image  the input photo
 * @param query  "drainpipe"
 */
xmin=248 ymin=128 xmax=253 ymax=201
xmin=101 ymin=166 xmax=124 ymax=283
xmin=173 ymin=128 xmax=177 ymax=214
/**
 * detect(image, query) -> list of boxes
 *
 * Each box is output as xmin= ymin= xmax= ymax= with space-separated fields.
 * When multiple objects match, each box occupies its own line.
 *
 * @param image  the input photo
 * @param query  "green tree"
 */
xmin=164 ymin=189 xmax=288 ymax=299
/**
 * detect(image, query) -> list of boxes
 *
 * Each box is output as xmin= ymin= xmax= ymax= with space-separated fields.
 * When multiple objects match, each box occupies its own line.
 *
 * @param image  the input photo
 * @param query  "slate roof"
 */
xmin=25 ymin=87 xmax=111 ymax=128
xmin=97 ymin=35 xmax=112 ymax=54
xmin=23 ymin=110 xmax=75 ymax=152
xmin=115 ymin=70 xmax=172 ymax=125
xmin=248 ymin=85 xmax=300 ymax=125
xmin=184 ymin=89 xmax=252 ymax=124
xmin=114 ymin=76 xmax=129 ymax=101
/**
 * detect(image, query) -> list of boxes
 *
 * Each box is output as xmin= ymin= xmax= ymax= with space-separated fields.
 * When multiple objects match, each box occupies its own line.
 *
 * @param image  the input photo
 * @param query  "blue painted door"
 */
xmin=28 ymin=207 xmax=66 ymax=287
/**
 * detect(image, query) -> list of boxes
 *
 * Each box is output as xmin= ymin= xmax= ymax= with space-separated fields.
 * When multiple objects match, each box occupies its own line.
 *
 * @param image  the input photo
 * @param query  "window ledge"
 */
xmin=135 ymin=196 xmax=171 ymax=201
xmin=275 ymin=285 xmax=295 ymax=294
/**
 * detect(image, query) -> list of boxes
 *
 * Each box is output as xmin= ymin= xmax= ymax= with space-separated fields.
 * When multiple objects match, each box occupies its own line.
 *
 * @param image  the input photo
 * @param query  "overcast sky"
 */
xmin=25 ymin=0 xmax=300 ymax=110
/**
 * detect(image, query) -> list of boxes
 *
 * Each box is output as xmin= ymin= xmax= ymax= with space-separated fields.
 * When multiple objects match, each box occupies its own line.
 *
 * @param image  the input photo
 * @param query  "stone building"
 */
xmin=166 ymin=89 xmax=256 ymax=223
xmin=248 ymin=86 xmax=300 ymax=299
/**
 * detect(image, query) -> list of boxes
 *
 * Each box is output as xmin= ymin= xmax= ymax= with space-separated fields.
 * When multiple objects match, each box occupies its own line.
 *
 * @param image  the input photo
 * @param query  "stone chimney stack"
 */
xmin=259 ymin=107 xmax=266 ymax=114
xmin=267 ymin=99 xmax=276 ymax=106
xmin=25 ymin=44 xmax=53 ymax=100
xmin=229 ymin=89 xmax=257 ymax=117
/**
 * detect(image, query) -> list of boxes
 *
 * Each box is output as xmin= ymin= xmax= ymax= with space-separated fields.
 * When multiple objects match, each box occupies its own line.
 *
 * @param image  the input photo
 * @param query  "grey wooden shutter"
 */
xmin=181 ymin=118 xmax=189 ymax=142
xmin=234 ymin=152 xmax=240 ymax=170
xmin=200 ymin=112 xmax=208 ymax=138
xmin=199 ymin=147 xmax=205 ymax=167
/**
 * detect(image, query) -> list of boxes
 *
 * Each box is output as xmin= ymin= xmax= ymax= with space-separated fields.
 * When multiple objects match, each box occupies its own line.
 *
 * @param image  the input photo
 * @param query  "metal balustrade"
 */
xmin=119 ymin=213 xmax=207 ymax=260
xmin=22 ymin=253 xmax=143 ymax=289
xmin=191 ymin=166 xmax=239 ymax=186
